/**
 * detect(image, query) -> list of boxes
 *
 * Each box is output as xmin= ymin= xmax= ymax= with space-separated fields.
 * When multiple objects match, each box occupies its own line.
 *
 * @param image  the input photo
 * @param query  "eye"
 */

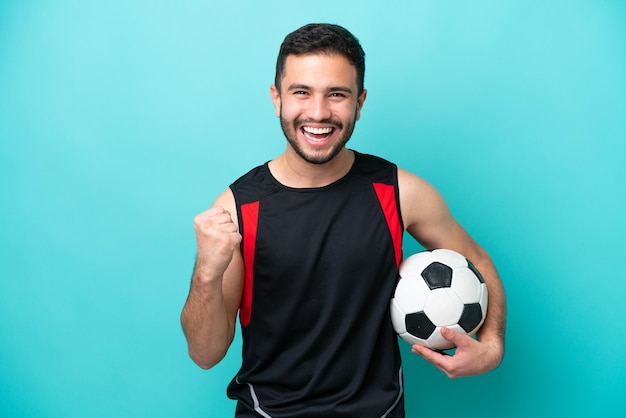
xmin=329 ymin=92 xmax=348 ymax=100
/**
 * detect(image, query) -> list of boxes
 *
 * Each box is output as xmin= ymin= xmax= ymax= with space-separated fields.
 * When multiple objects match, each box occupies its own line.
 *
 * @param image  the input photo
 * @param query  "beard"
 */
xmin=279 ymin=110 xmax=357 ymax=165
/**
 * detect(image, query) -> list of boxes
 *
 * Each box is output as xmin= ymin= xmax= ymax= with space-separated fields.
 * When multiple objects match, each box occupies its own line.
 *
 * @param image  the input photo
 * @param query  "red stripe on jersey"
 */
xmin=373 ymin=183 xmax=403 ymax=267
xmin=240 ymin=201 xmax=260 ymax=327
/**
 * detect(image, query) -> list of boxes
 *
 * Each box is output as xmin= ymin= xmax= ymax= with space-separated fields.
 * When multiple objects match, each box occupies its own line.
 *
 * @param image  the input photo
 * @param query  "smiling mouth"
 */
xmin=302 ymin=126 xmax=334 ymax=142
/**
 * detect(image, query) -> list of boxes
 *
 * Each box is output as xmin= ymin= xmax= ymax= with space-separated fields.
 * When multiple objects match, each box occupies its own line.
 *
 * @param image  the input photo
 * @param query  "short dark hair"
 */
xmin=275 ymin=23 xmax=366 ymax=95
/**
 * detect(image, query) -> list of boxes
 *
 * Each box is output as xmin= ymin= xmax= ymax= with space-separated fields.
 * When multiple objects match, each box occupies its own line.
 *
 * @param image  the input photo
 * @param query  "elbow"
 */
xmin=193 ymin=360 xmax=214 ymax=371
xmin=188 ymin=347 xmax=227 ymax=370
xmin=189 ymin=352 xmax=216 ymax=370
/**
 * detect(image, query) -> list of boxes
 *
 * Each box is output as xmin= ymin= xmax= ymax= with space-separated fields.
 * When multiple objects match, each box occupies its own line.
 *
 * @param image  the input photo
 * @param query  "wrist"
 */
xmin=477 ymin=331 xmax=505 ymax=366
xmin=193 ymin=257 xmax=225 ymax=285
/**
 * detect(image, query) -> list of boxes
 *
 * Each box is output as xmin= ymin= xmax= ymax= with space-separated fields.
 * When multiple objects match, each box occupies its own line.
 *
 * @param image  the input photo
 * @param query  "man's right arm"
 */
xmin=180 ymin=189 xmax=244 ymax=370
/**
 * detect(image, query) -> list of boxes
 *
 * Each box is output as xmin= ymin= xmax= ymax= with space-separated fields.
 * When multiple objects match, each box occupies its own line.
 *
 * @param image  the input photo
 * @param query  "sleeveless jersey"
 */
xmin=227 ymin=152 xmax=405 ymax=418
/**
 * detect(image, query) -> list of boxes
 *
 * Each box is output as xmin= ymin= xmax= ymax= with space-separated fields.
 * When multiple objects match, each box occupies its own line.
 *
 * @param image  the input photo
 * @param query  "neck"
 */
xmin=269 ymin=148 xmax=355 ymax=188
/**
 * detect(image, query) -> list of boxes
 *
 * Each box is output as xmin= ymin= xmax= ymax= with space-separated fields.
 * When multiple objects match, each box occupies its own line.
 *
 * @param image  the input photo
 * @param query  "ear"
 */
xmin=270 ymin=84 xmax=281 ymax=118
xmin=355 ymin=89 xmax=367 ymax=121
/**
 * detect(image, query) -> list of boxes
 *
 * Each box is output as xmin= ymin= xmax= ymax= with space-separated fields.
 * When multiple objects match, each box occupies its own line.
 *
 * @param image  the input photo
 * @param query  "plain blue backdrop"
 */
xmin=1 ymin=0 xmax=625 ymax=417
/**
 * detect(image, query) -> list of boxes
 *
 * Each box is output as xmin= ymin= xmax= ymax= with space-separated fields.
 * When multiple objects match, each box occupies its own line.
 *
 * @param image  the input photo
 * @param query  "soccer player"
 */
xmin=181 ymin=23 xmax=506 ymax=418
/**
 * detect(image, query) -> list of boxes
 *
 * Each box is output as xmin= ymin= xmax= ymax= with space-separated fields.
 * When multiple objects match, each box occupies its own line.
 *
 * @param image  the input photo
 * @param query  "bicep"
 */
xmin=398 ymin=168 xmax=482 ymax=259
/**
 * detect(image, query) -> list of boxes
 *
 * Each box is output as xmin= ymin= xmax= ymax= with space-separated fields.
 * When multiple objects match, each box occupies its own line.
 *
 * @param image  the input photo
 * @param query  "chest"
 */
xmin=260 ymin=184 xmax=389 ymax=265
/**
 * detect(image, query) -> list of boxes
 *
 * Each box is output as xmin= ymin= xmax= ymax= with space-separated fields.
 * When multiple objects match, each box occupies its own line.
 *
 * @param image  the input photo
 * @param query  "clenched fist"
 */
xmin=193 ymin=206 xmax=242 ymax=282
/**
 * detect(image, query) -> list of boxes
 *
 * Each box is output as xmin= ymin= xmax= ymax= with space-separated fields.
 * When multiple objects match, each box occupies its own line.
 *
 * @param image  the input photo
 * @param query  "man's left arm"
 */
xmin=398 ymin=168 xmax=506 ymax=378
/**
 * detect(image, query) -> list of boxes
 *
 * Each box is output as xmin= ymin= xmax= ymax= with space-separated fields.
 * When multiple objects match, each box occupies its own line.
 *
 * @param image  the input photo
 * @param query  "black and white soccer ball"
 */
xmin=390 ymin=249 xmax=488 ymax=350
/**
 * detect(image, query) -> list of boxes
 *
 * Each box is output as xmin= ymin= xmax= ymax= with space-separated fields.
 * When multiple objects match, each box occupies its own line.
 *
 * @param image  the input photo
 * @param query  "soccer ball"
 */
xmin=390 ymin=249 xmax=488 ymax=350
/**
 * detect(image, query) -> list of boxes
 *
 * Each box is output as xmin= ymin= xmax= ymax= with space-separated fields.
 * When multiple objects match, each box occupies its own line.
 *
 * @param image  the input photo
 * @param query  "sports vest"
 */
xmin=227 ymin=151 xmax=405 ymax=418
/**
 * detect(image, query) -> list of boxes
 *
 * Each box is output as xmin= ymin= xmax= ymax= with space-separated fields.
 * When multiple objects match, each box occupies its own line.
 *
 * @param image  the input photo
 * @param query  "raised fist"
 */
xmin=193 ymin=206 xmax=242 ymax=281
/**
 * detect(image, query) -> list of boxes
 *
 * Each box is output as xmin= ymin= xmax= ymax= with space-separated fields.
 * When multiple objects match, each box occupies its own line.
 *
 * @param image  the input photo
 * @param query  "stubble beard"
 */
xmin=279 ymin=109 xmax=357 ymax=165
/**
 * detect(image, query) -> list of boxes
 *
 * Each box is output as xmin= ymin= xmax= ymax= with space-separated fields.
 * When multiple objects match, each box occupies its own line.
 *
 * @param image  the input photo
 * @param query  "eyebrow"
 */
xmin=287 ymin=83 xmax=354 ymax=95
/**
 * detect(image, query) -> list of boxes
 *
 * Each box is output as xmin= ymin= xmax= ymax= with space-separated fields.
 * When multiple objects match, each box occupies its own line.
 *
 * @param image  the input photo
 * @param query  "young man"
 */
xmin=181 ymin=23 xmax=506 ymax=417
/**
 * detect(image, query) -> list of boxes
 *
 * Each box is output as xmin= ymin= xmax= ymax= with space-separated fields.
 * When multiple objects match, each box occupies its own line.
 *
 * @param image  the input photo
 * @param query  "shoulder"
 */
xmin=230 ymin=162 xmax=279 ymax=205
xmin=353 ymin=151 xmax=395 ymax=170
xmin=398 ymin=168 xmax=437 ymax=194
xmin=397 ymin=167 xmax=441 ymax=201
xmin=351 ymin=151 xmax=397 ymax=183
xmin=231 ymin=162 xmax=270 ymax=188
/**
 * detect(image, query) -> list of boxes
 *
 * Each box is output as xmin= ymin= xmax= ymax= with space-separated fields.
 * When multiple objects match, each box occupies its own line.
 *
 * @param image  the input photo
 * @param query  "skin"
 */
xmin=181 ymin=52 xmax=505 ymax=377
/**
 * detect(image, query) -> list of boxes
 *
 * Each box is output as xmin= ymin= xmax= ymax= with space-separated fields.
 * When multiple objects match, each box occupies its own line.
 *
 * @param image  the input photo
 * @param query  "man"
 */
xmin=181 ymin=23 xmax=505 ymax=417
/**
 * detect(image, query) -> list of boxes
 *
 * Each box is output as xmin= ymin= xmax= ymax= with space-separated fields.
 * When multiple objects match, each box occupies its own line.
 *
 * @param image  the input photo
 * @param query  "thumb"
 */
xmin=441 ymin=327 xmax=476 ymax=350
xmin=440 ymin=327 xmax=465 ymax=345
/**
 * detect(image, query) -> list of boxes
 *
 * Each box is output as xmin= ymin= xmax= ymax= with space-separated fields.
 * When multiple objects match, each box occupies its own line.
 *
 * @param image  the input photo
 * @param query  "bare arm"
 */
xmin=180 ymin=189 xmax=244 ymax=369
xmin=398 ymin=168 xmax=506 ymax=378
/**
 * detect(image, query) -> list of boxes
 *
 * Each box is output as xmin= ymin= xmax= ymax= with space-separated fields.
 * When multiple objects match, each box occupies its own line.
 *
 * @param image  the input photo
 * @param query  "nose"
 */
xmin=306 ymin=95 xmax=332 ymax=121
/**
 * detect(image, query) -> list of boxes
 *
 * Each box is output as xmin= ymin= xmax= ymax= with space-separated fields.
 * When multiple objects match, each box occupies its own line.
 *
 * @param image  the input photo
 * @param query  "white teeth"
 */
xmin=303 ymin=126 xmax=333 ymax=135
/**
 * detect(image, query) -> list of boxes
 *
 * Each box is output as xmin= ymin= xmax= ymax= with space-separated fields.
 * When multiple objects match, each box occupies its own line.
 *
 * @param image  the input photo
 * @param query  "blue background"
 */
xmin=1 ymin=1 xmax=625 ymax=417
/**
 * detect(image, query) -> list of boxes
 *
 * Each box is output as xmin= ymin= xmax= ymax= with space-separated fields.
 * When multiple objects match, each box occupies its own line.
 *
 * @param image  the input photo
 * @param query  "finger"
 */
xmin=412 ymin=344 xmax=446 ymax=363
xmin=212 ymin=212 xmax=237 ymax=226
xmin=211 ymin=206 xmax=233 ymax=218
xmin=196 ymin=206 xmax=224 ymax=218
xmin=440 ymin=327 xmax=473 ymax=349
xmin=439 ymin=327 xmax=456 ymax=342
xmin=202 ymin=221 xmax=239 ymax=238
xmin=195 ymin=211 xmax=235 ymax=229
xmin=412 ymin=344 xmax=454 ymax=374
xmin=195 ymin=206 xmax=231 ymax=221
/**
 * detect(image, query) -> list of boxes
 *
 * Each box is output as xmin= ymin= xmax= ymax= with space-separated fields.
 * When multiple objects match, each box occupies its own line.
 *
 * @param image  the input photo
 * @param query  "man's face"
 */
xmin=271 ymin=53 xmax=367 ymax=165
